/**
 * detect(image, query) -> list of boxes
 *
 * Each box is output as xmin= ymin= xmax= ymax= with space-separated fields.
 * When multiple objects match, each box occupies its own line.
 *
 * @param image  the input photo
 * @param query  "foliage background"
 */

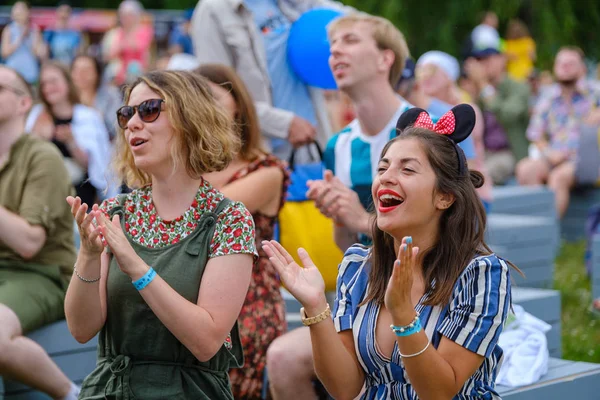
xmin=22 ymin=0 xmax=600 ymax=70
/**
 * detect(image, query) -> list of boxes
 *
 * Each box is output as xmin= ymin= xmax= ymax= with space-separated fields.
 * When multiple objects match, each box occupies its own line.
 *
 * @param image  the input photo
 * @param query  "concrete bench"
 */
xmin=487 ymin=214 xmax=559 ymax=288
xmin=561 ymin=187 xmax=600 ymax=241
xmin=491 ymin=185 xmax=600 ymax=242
xmin=497 ymin=358 xmax=600 ymax=399
xmin=0 ymin=320 xmax=97 ymax=400
xmin=491 ymin=185 xmax=556 ymax=219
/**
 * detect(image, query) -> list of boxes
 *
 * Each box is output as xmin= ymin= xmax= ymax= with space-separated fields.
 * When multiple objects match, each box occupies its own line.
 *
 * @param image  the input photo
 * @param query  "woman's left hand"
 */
xmin=384 ymin=237 xmax=420 ymax=325
xmin=95 ymin=211 xmax=148 ymax=279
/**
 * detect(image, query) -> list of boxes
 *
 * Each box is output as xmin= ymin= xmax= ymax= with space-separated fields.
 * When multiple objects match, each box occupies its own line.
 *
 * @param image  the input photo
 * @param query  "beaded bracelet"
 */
xmin=132 ymin=267 xmax=157 ymax=291
xmin=74 ymin=266 xmax=100 ymax=283
xmin=390 ymin=313 xmax=421 ymax=337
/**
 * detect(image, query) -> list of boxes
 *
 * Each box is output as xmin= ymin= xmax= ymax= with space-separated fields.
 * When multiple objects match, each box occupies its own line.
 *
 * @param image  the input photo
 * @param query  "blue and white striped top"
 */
xmin=333 ymin=245 xmax=511 ymax=399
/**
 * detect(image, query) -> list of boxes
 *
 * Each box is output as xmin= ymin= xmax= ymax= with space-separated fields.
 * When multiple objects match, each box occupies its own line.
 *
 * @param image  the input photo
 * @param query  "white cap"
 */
xmin=416 ymin=51 xmax=460 ymax=82
xmin=166 ymin=54 xmax=200 ymax=71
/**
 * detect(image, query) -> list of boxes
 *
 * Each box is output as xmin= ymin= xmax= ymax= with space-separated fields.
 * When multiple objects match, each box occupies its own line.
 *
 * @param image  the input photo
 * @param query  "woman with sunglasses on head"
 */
xmin=64 ymin=70 xmax=255 ymax=399
xmin=263 ymin=105 xmax=518 ymax=399
xmin=197 ymin=64 xmax=290 ymax=400
xmin=25 ymin=61 xmax=112 ymax=207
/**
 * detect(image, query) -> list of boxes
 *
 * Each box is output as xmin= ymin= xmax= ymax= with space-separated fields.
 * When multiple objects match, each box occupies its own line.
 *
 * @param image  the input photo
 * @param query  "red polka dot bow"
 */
xmin=413 ymin=111 xmax=456 ymax=135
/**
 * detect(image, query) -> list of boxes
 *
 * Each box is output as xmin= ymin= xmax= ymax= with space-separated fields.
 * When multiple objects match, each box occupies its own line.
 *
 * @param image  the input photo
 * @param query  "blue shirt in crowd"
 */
xmin=168 ymin=25 xmax=194 ymax=55
xmin=44 ymin=29 xmax=82 ymax=66
xmin=244 ymin=0 xmax=317 ymax=153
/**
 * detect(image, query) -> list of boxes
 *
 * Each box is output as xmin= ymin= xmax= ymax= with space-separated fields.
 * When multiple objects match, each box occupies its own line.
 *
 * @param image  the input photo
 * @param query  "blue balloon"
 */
xmin=287 ymin=8 xmax=343 ymax=90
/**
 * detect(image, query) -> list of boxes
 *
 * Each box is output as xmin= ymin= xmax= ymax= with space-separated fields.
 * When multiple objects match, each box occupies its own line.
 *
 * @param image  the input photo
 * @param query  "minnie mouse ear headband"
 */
xmin=395 ymin=104 xmax=476 ymax=176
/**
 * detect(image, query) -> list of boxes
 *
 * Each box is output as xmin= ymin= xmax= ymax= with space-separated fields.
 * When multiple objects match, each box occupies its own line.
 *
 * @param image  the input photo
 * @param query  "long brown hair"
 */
xmin=194 ymin=64 xmax=265 ymax=162
xmin=39 ymin=61 xmax=80 ymax=109
xmin=364 ymin=128 xmax=520 ymax=307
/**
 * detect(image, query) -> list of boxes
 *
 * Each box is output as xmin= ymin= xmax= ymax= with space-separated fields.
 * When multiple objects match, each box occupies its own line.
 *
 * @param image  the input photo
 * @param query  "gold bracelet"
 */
xmin=300 ymin=304 xmax=331 ymax=326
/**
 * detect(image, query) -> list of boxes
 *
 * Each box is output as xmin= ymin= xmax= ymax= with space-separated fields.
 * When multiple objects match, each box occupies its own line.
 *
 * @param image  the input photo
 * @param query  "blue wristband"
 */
xmin=391 ymin=316 xmax=422 ymax=337
xmin=132 ymin=267 xmax=156 ymax=291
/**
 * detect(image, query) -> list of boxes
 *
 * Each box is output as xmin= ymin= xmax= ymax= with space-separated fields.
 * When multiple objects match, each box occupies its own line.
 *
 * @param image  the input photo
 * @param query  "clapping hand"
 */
xmin=384 ymin=237 xmax=420 ymax=325
xmin=262 ymin=240 xmax=326 ymax=310
xmin=94 ymin=212 xmax=148 ymax=280
xmin=67 ymin=196 xmax=104 ymax=255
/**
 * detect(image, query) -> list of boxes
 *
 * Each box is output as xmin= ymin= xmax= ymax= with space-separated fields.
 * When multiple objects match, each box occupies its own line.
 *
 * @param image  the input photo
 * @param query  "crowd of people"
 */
xmin=0 ymin=1 xmax=599 ymax=400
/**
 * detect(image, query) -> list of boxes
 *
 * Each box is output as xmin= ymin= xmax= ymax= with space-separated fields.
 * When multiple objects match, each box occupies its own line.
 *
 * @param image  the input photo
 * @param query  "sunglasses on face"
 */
xmin=116 ymin=99 xmax=165 ymax=129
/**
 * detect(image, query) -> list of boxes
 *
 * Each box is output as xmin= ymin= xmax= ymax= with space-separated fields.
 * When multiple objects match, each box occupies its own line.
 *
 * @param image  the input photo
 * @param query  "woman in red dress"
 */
xmin=198 ymin=64 xmax=290 ymax=399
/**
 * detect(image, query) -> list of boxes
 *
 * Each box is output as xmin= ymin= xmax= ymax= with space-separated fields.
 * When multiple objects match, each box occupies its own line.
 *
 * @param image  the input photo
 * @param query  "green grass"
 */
xmin=554 ymin=240 xmax=600 ymax=362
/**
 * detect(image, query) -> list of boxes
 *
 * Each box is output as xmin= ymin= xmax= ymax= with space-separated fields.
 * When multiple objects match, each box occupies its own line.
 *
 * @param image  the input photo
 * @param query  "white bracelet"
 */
xmin=399 ymin=340 xmax=431 ymax=358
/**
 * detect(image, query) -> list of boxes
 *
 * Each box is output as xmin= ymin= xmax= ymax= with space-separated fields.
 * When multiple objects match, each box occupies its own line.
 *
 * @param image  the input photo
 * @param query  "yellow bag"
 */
xmin=278 ymin=200 xmax=344 ymax=292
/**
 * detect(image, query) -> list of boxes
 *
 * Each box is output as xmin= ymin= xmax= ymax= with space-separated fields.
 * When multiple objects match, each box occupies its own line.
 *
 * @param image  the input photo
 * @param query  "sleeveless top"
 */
xmin=5 ymin=22 xmax=39 ymax=83
xmin=79 ymin=194 xmax=246 ymax=399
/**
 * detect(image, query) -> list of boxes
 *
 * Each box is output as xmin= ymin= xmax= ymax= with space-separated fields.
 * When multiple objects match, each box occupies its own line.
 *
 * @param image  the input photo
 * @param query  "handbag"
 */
xmin=278 ymin=142 xmax=344 ymax=292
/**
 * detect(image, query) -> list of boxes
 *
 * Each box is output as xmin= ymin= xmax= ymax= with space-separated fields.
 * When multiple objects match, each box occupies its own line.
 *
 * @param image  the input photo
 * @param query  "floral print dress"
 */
xmin=226 ymin=155 xmax=290 ymax=400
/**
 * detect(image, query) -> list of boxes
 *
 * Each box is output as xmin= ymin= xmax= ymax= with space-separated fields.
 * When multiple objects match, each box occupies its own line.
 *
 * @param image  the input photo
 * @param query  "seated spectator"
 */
xmin=25 ymin=61 xmax=112 ymax=207
xmin=43 ymin=2 xmax=84 ymax=66
xmin=198 ymin=63 xmax=290 ymax=400
xmin=102 ymin=0 xmax=153 ymax=86
xmin=504 ymin=19 xmax=536 ymax=82
xmin=516 ymin=47 xmax=600 ymax=218
xmin=415 ymin=50 xmax=493 ymax=210
xmin=71 ymin=55 xmax=123 ymax=140
xmin=168 ymin=8 xmax=194 ymax=56
xmin=464 ymin=30 xmax=530 ymax=185
xmin=1 ymin=1 xmax=47 ymax=84
xmin=0 ymin=65 xmax=80 ymax=400
xmin=266 ymin=13 xmax=411 ymax=399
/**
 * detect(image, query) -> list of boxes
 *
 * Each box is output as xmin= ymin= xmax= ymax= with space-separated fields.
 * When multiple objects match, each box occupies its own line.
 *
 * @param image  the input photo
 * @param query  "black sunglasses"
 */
xmin=116 ymin=99 xmax=165 ymax=129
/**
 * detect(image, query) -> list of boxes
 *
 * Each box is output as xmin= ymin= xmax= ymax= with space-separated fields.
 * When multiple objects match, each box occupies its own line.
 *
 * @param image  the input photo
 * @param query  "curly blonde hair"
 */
xmin=114 ymin=70 xmax=240 ymax=188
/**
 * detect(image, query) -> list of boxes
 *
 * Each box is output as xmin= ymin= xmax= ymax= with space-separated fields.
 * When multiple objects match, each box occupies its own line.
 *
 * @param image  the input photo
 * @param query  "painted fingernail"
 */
xmin=406 ymin=236 xmax=412 ymax=244
xmin=395 ymin=260 xmax=400 ymax=267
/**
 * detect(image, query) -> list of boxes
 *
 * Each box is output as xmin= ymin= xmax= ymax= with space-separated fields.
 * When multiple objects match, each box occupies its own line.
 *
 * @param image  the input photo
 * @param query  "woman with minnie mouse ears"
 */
xmin=263 ymin=104 xmax=520 ymax=399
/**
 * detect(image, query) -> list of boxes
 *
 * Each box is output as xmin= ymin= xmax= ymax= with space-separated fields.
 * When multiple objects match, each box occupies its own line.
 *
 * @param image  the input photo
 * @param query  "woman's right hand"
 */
xmin=262 ymin=240 xmax=326 ymax=309
xmin=67 ymin=196 xmax=104 ymax=255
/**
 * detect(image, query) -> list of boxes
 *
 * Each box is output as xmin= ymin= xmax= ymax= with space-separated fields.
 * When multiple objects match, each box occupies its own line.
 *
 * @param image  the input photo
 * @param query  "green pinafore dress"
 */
xmin=79 ymin=196 xmax=243 ymax=399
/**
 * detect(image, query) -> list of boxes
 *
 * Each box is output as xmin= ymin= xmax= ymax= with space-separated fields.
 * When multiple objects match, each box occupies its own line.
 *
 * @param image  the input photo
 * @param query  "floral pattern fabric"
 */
xmin=99 ymin=179 xmax=257 ymax=258
xmin=227 ymin=154 xmax=291 ymax=400
xmin=527 ymin=80 xmax=600 ymax=159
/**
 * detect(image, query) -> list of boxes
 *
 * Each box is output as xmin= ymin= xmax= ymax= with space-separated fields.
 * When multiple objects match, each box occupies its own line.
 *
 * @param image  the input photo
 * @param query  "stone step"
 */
xmin=491 ymin=185 xmax=556 ymax=219
xmin=497 ymin=358 xmax=600 ymax=399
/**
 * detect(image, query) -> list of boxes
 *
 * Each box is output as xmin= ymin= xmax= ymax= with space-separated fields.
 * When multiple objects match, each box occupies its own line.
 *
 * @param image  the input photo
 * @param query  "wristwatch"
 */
xmin=300 ymin=304 xmax=331 ymax=326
